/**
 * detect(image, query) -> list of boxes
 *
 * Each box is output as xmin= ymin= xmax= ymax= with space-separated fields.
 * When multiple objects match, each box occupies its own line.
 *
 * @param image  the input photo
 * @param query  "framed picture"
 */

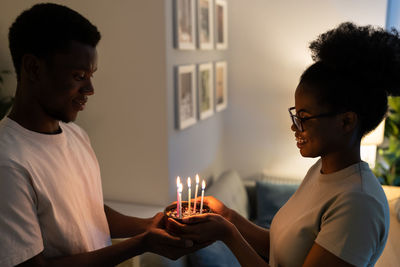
xmin=197 ymin=0 xmax=214 ymax=50
xmin=198 ymin=63 xmax=214 ymax=120
xmin=174 ymin=0 xmax=196 ymax=50
xmin=176 ymin=65 xmax=197 ymax=129
xmin=215 ymin=0 xmax=228 ymax=50
xmin=215 ymin=61 xmax=227 ymax=111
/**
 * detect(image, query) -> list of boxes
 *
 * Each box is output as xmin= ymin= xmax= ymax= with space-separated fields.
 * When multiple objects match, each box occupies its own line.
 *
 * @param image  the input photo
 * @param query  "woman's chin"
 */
xmin=299 ymin=147 xmax=319 ymax=158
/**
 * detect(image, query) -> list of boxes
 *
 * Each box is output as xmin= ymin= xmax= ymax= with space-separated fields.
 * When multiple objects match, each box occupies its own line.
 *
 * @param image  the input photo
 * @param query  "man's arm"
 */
xmin=17 ymin=233 xmax=147 ymax=267
xmin=104 ymin=204 xmax=153 ymax=238
xmin=17 ymin=213 xmax=202 ymax=267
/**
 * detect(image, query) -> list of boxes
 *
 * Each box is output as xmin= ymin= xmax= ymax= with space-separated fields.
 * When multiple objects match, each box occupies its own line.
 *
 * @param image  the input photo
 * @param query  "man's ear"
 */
xmin=341 ymin=111 xmax=358 ymax=133
xmin=21 ymin=54 xmax=42 ymax=82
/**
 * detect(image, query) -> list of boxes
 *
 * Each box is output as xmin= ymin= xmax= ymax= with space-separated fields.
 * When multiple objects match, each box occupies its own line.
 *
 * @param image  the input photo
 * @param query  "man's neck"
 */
xmin=8 ymin=96 xmax=61 ymax=134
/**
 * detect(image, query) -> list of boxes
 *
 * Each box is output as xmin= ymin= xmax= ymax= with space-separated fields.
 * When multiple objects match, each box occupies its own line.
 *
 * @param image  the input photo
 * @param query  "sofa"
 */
xmin=117 ymin=170 xmax=400 ymax=267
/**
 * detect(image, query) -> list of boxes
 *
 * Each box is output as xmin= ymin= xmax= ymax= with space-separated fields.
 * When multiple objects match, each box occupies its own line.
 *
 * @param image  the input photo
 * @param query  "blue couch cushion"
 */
xmin=188 ymin=241 xmax=241 ymax=267
xmin=256 ymin=181 xmax=300 ymax=228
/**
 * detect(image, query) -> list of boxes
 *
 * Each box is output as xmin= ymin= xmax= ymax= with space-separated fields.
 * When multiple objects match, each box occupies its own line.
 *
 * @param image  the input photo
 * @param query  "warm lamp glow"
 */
xmin=361 ymin=120 xmax=385 ymax=146
xmin=361 ymin=120 xmax=385 ymax=168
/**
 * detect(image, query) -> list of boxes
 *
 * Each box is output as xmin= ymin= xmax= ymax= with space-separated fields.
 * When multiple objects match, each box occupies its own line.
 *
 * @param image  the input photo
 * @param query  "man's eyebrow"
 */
xmin=297 ymin=108 xmax=310 ymax=114
xmin=73 ymin=66 xmax=97 ymax=72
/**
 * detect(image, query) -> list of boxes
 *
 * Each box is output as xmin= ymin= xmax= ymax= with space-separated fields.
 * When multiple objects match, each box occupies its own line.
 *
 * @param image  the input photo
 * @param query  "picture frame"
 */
xmin=215 ymin=61 xmax=227 ymax=111
xmin=174 ymin=0 xmax=196 ymax=50
xmin=198 ymin=63 xmax=214 ymax=120
xmin=215 ymin=0 xmax=228 ymax=50
xmin=197 ymin=0 xmax=214 ymax=50
xmin=176 ymin=65 xmax=197 ymax=129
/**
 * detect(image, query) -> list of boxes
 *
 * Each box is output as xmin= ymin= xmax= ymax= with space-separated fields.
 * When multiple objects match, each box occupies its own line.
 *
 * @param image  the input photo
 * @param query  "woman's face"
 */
xmin=292 ymin=82 xmax=344 ymax=158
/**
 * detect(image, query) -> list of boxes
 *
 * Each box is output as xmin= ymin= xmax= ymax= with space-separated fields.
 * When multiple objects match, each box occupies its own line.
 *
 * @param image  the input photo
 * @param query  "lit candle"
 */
xmin=176 ymin=177 xmax=181 ymax=218
xmin=178 ymin=182 xmax=183 ymax=219
xmin=187 ymin=177 xmax=191 ymax=215
xmin=193 ymin=174 xmax=200 ymax=213
xmin=200 ymin=180 xmax=206 ymax=214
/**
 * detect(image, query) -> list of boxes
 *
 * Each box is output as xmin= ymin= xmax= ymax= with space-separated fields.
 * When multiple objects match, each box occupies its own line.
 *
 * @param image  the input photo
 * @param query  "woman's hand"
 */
xmin=166 ymin=213 xmax=235 ymax=244
xmin=196 ymin=196 xmax=232 ymax=220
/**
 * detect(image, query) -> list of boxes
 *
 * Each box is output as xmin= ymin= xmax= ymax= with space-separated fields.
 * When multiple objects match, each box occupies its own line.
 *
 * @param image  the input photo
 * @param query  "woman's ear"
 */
xmin=341 ymin=111 xmax=358 ymax=133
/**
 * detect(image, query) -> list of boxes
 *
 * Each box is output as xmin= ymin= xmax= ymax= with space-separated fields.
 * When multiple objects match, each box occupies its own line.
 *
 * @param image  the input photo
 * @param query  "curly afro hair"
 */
xmin=9 ymin=3 xmax=101 ymax=81
xmin=300 ymin=22 xmax=400 ymax=137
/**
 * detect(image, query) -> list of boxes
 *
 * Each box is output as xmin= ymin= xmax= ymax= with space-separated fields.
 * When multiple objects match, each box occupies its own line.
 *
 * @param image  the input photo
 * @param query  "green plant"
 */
xmin=374 ymin=96 xmax=400 ymax=186
xmin=0 ymin=70 xmax=14 ymax=119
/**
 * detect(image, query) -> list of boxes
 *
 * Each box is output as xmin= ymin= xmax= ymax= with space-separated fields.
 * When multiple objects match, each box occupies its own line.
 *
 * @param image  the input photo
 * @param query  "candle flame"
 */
xmin=196 ymin=174 xmax=200 ymax=184
xmin=177 ymin=176 xmax=181 ymax=186
xmin=178 ymin=182 xmax=183 ymax=192
xmin=202 ymin=180 xmax=206 ymax=189
xmin=187 ymin=177 xmax=191 ymax=187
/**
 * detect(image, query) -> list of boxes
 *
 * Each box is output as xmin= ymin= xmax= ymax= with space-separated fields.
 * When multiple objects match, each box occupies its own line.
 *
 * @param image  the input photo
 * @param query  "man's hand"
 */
xmin=142 ymin=212 xmax=213 ymax=260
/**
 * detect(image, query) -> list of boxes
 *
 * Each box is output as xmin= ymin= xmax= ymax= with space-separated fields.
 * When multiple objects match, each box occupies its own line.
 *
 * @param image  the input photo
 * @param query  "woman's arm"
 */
xmin=227 ymin=208 xmax=270 ymax=257
xmin=202 ymin=196 xmax=270 ymax=257
xmin=302 ymin=243 xmax=355 ymax=267
xmin=224 ymin=221 xmax=270 ymax=267
xmin=168 ymin=213 xmax=270 ymax=267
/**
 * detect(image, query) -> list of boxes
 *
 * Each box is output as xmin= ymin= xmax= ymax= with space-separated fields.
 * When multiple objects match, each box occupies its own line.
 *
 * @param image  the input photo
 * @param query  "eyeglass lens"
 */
xmin=293 ymin=116 xmax=302 ymax=131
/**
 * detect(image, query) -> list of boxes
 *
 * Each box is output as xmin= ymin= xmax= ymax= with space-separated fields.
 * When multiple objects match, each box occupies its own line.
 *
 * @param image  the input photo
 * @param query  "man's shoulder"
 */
xmin=60 ymin=122 xmax=91 ymax=144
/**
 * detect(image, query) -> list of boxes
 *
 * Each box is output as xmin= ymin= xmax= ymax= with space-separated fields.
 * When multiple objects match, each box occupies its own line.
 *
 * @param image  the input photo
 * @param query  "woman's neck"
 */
xmin=320 ymin=146 xmax=361 ymax=174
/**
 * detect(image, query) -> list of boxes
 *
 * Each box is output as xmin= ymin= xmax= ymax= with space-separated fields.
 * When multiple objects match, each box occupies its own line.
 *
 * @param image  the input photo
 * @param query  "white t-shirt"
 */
xmin=0 ymin=117 xmax=111 ymax=267
xmin=269 ymin=159 xmax=389 ymax=267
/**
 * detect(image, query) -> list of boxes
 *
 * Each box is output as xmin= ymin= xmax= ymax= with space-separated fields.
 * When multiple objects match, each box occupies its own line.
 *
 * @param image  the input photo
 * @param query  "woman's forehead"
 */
xmin=294 ymin=83 xmax=329 ymax=113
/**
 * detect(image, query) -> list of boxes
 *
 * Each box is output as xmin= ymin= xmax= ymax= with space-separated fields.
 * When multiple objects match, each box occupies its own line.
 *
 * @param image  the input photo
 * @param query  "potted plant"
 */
xmin=374 ymin=96 xmax=400 ymax=186
xmin=0 ymin=70 xmax=13 ymax=120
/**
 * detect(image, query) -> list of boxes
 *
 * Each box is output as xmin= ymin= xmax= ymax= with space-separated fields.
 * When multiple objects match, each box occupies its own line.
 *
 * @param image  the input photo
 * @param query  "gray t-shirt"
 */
xmin=269 ymin=159 xmax=389 ymax=267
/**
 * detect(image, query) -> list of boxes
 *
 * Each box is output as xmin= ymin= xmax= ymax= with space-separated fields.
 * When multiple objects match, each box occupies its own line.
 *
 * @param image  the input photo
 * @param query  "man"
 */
xmin=0 ymin=3 xmax=204 ymax=266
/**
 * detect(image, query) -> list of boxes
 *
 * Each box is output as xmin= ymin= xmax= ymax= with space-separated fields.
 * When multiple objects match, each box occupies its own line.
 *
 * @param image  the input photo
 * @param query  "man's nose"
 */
xmin=80 ymin=80 xmax=94 ymax=95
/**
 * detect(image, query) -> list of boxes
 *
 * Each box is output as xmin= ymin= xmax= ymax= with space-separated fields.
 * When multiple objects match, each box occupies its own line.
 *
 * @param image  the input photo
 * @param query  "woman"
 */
xmin=168 ymin=22 xmax=400 ymax=267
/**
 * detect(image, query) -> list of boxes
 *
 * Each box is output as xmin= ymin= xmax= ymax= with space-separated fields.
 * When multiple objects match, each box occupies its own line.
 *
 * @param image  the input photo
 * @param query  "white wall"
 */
xmin=165 ymin=0 xmax=228 ymax=201
xmin=224 ymin=0 xmax=387 ymax=180
xmin=77 ymin=1 xmax=170 ymax=206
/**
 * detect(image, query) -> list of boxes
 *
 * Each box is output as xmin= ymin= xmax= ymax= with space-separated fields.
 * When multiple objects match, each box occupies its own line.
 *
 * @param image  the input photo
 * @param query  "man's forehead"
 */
xmin=51 ymin=41 xmax=97 ymax=71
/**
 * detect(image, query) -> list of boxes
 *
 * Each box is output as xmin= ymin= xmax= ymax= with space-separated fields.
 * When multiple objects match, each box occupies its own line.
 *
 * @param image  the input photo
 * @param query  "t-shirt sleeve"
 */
xmin=0 ymin=164 xmax=43 ymax=267
xmin=315 ymin=192 xmax=387 ymax=266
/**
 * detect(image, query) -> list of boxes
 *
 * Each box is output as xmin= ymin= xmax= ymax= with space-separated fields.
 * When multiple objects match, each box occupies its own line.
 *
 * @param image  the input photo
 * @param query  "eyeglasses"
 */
xmin=288 ymin=107 xmax=342 ymax=132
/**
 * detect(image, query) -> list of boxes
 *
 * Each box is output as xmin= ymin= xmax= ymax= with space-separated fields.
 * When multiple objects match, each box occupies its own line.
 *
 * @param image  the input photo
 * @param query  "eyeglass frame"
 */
xmin=288 ymin=107 xmax=343 ymax=132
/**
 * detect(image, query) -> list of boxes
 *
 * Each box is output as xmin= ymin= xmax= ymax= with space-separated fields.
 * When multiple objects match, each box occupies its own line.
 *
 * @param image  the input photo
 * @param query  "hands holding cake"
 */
xmin=163 ymin=180 xmax=271 ymax=267
xmin=166 ymin=196 xmax=236 ymax=245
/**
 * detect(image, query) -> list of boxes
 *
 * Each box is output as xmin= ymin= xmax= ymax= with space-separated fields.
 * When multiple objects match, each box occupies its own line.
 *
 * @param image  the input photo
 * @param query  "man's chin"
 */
xmin=52 ymin=113 xmax=77 ymax=124
xmin=60 ymin=118 xmax=74 ymax=123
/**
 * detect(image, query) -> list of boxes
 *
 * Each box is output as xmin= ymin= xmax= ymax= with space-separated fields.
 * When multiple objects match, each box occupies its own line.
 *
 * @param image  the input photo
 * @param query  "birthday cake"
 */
xmin=164 ymin=201 xmax=211 ymax=221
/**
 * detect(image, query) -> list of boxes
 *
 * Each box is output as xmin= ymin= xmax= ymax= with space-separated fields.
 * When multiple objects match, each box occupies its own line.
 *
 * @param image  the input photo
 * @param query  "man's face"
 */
xmin=36 ymin=40 xmax=97 ymax=123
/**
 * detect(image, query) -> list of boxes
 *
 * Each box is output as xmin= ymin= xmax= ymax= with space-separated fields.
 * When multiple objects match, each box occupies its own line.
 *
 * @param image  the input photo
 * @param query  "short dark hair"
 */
xmin=300 ymin=22 xmax=400 ymax=138
xmin=8 ymin=3 xmax=101 ymax=80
